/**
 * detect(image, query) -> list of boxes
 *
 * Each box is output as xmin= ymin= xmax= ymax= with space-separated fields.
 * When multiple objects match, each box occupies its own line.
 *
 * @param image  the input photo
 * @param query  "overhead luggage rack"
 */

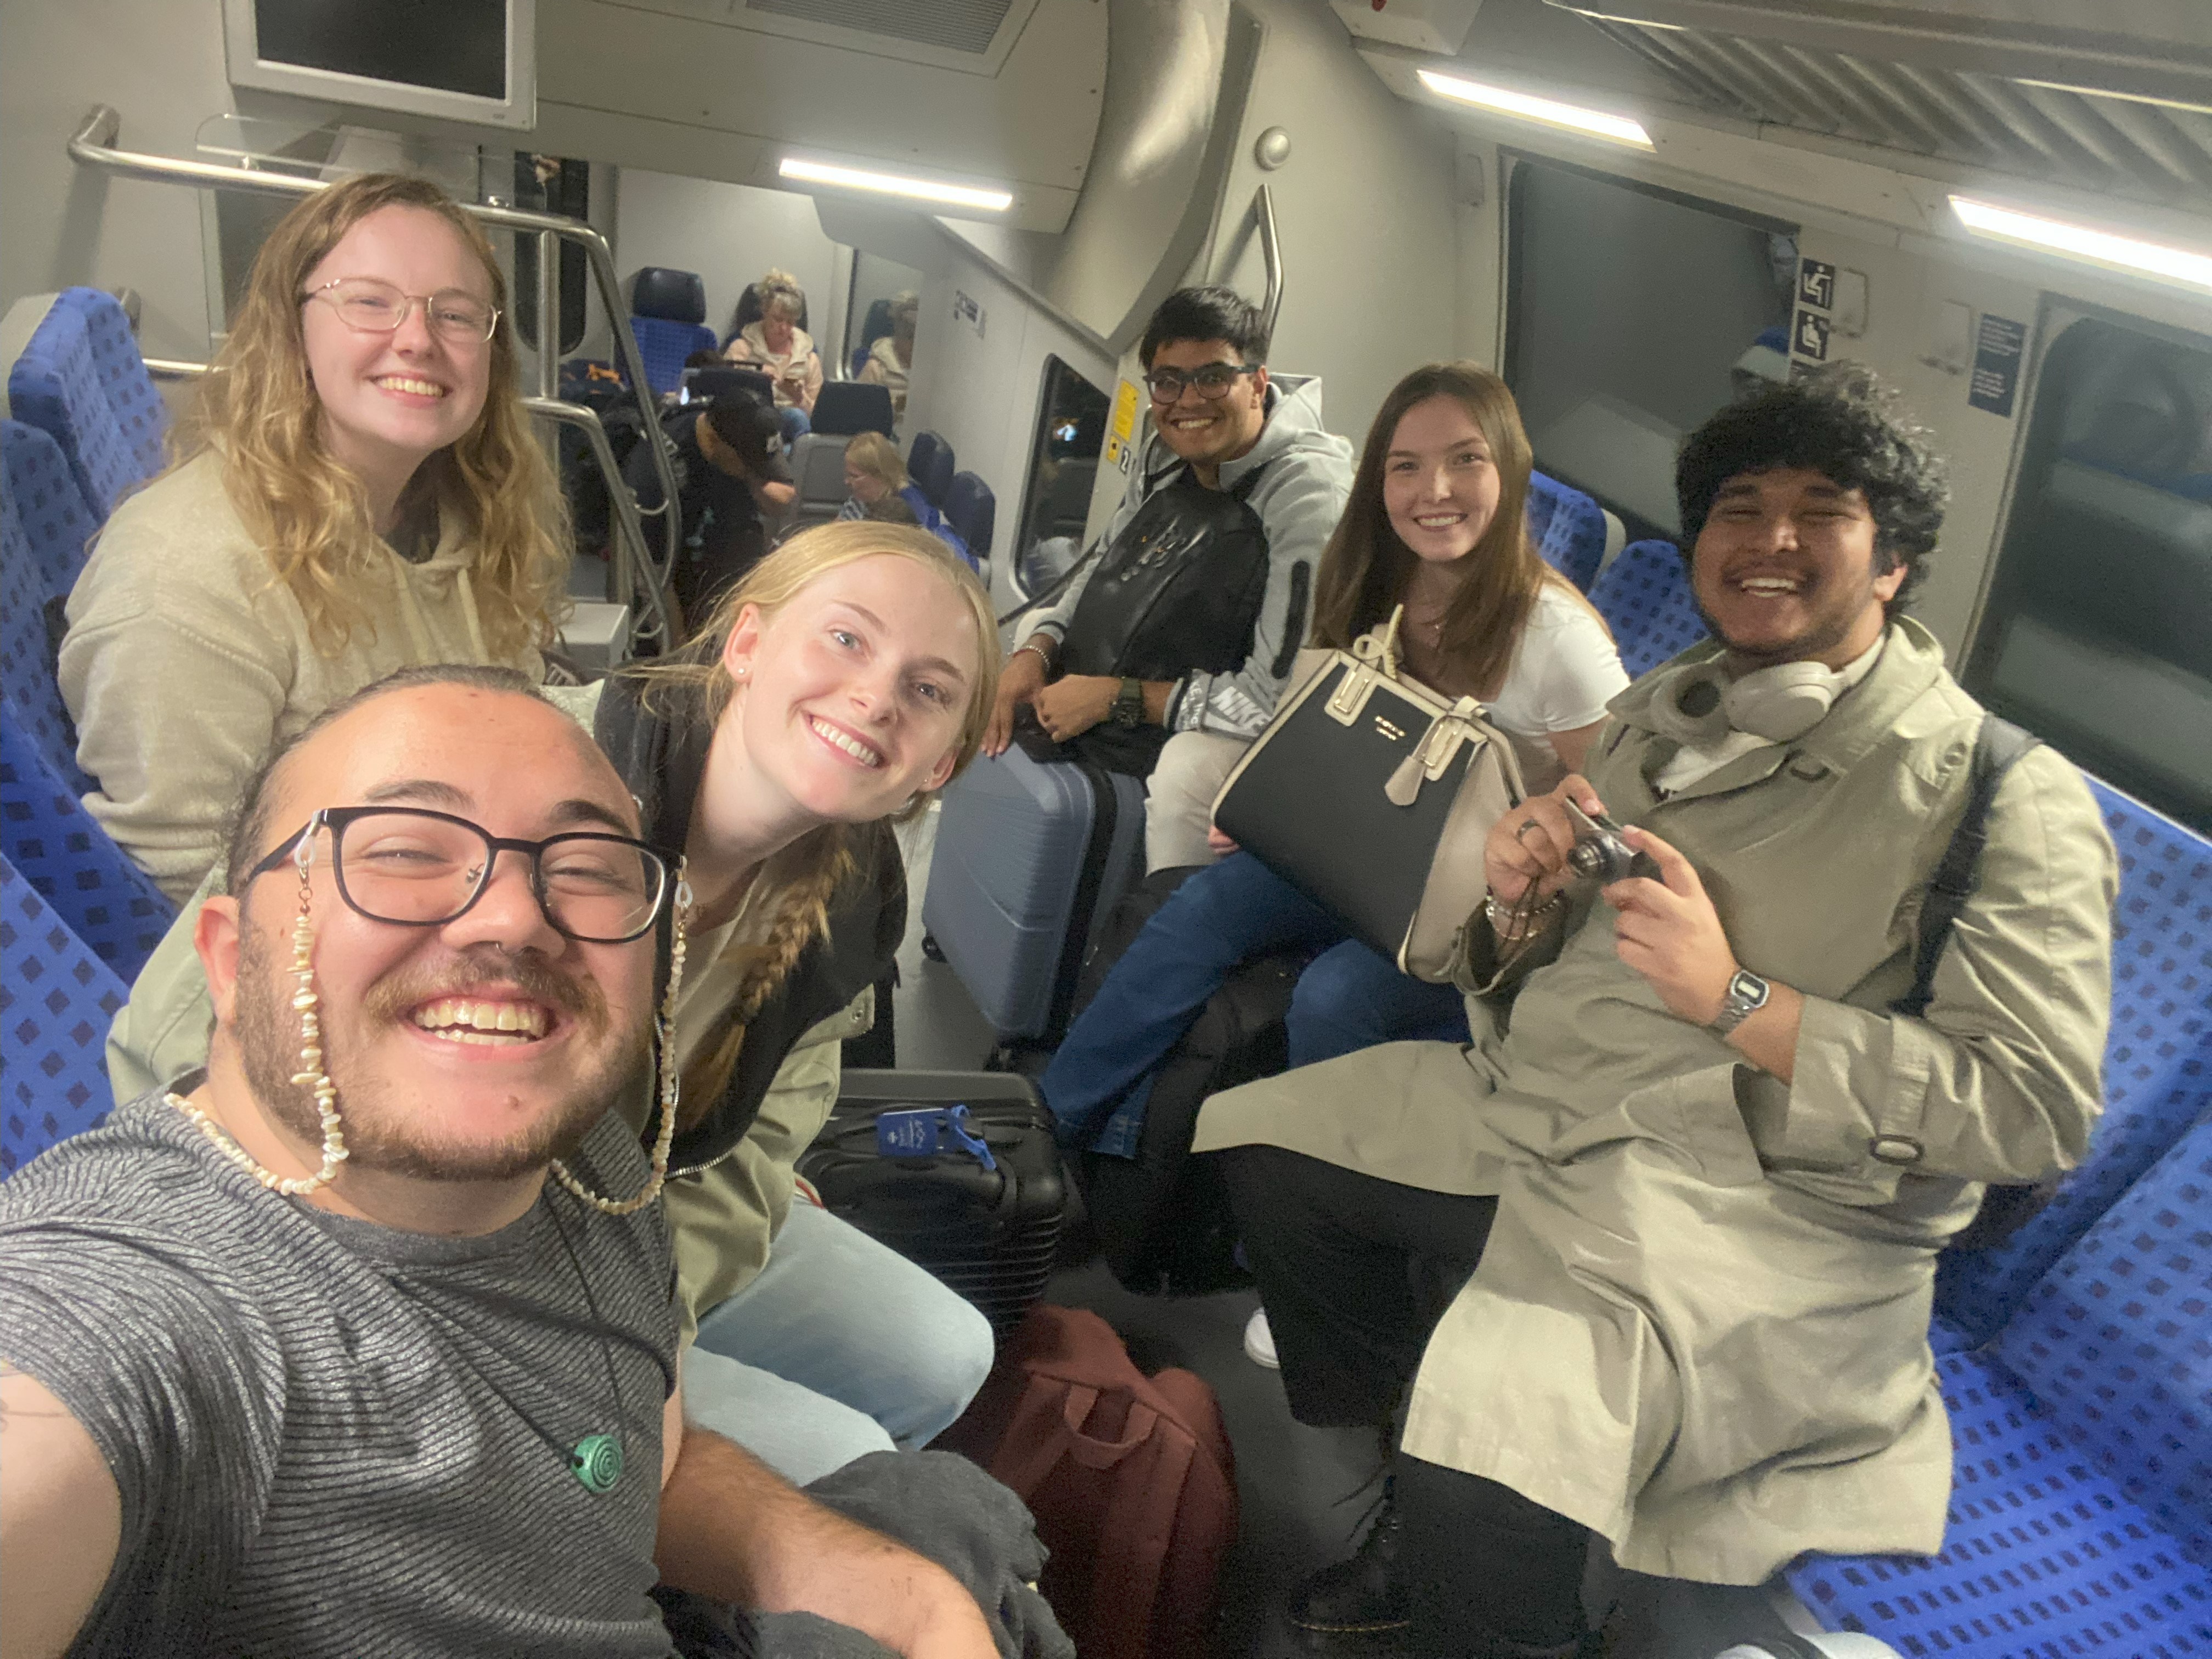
xmin=63 ymin=104 xmax=681 ymax=658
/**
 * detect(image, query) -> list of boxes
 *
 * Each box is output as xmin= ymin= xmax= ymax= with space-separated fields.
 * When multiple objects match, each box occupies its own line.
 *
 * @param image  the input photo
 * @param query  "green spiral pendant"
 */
xmin=571 ymin=1433 xmax=624 ymax=1493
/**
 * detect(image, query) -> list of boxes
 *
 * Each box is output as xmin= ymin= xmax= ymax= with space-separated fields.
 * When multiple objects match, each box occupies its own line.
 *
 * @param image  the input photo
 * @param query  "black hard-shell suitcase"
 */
xmin=1070 ymin=871 xmax=1311 ymax=1296
xmin=799 ymin=1070 xmax=1068 ymax=1333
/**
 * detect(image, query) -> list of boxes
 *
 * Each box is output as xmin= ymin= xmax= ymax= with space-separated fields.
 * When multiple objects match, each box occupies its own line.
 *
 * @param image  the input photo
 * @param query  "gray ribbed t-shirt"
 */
xmin=0 ymin=1086 xmax=682 ymax=1658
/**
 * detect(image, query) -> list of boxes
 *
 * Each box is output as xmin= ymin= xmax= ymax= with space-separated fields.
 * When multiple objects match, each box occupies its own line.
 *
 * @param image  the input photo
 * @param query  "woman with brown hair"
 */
xmin=1039 ymin=360 xmax=1627 ymax=1212
xmin=60 ymin=172 xmax=568 ymax=903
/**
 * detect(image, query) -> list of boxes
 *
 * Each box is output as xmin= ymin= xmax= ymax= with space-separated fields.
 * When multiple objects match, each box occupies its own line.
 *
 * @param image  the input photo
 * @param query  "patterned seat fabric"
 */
xmin=1 ymin=489 xmax=88 ymax=792
xmin=2 ymin=852 xmax=127 ymax=1175
xmin=1585 ymin=538 xmax=1708 ymax=677
xmin=627 ymin=315 xmax=718 ymax=397
xmin=1 ymin=701 xmax=173 ymax=979
xmin=6 ymin=296 xmax=144 ymax=516
xmin=56 ymin=287 xmax=168 ymax=479
xmin=1936 ymin=785 xmax=2212 ymax=1345
xmin=1 ymin=419 xmax=100 ymax=600
xmin=1527 ymin=471 xmax=1607 ymax=591
xmin=943 ymin=471 xmax=994 ymax=572
xmin=909 ymin=431 xmax=955 ymax=507
xmin=1788 ymin=1345 xmax=2212 ymax=1652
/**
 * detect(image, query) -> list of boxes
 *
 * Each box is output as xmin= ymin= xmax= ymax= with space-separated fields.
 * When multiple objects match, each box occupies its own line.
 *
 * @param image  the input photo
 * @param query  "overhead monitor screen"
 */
xmin=252 ymin=0 xmax=507 ymax=101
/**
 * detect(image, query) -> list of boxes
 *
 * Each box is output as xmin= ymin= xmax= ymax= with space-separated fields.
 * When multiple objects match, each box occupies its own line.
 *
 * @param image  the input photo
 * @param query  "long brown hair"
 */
xmin=168 ymin=172 xmax=568 ymax=659
xmin=625 ymin=522 xmax=998 ymax=1125
xmin=1311 ymin=362 xmax=1591 ymax=697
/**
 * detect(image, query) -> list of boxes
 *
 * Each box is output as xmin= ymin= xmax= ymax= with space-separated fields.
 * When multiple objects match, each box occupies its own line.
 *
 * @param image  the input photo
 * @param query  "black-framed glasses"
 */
xmin=249 ymin=807 xmax=671 ymax=944
xmin=1143 ymin=362 xmax=1260 ymax=404
xmin=303 ymin=278 xmax=501 ymax=344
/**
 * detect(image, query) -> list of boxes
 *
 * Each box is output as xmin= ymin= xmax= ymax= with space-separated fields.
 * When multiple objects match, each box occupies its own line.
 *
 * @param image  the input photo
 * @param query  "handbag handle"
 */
xmin=1352 ymin=605 xmax=1408 ymax=682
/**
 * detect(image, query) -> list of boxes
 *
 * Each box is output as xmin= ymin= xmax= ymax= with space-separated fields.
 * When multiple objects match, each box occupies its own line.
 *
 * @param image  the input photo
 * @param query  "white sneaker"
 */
xmin=1244 ymin=1308 xmax=1280 ymax=1369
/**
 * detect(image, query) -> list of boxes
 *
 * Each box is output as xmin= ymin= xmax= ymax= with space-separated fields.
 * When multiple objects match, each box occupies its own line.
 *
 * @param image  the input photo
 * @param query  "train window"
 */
xmin=1011 ymin=355 xmax=1108 ymax=600
xmin=843 ymin=251 xmax=925 ymax=385
xmin=1504 ymin=158 xmax=1796 ymax=539
xmin=1963 ymin=314 xmax=2212 ymax=833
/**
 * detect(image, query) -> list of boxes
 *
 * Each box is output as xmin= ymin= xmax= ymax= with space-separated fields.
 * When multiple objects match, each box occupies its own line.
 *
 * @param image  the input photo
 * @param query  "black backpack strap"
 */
xmin=1224 ymin=459 xmax=1268 ymax=503
xmin=1892 ymin=714 xmax=2039 ymax=1019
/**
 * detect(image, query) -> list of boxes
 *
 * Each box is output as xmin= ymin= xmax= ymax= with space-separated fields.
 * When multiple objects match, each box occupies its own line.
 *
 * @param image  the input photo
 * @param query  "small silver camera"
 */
xmin=1564 ymin=801 xmax=1658 ymax=884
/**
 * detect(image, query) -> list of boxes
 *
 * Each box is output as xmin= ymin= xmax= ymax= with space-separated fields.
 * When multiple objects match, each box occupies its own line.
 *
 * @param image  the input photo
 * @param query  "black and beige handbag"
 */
xmin=1211 ymin=606 xmax=1525 ymax=983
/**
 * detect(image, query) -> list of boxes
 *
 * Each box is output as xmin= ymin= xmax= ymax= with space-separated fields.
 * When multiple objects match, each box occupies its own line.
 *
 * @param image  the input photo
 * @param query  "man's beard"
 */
xmin=234 ymin=922 xmax=643 ymax=1184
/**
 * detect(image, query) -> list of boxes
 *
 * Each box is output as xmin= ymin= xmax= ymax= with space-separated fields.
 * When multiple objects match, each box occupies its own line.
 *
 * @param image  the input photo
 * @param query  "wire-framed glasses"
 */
xmin=1143 ymin=363 xmax=1260 ymax=403
xmin=249 ymin=807 xmax=671 ymax=944
xmin=303 ymin=278 xmax=501 ymax=344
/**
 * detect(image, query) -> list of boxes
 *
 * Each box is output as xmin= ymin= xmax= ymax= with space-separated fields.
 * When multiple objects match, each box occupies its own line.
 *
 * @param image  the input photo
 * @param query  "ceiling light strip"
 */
xmin=778 ymin=157 xmax=1012 ymax=213
xmin=1950 ymin=195 xmax=2212 ymax=294
xmin=1416 ymin=69 xmax=1654 ymax=149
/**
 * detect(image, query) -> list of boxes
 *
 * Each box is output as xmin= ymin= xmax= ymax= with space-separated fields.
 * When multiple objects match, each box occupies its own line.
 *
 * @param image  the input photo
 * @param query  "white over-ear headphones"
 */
xmin=1646 ymin=658 xmax=1848 ymax=746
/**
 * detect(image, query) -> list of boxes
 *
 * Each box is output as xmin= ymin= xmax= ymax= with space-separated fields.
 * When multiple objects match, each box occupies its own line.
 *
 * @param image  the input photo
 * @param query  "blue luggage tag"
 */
xmin=874 ymin=1105 xmax=996 ymax=1172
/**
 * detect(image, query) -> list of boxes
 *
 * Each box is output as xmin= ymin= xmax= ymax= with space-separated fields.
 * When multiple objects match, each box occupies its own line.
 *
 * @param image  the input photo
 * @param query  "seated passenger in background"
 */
xmin=857 ymin=291 xmax=919 ymax=421
xmin=1193 ymin=369 xmax=2117 ymax=1655
xmin=986 ymin=286 xmax=1355 ymax=871
xmin=724 ymin=268 xmax=822 ymax=447
xmin=110 ymin=525 xmax=1002 ymax=1491
xmin=1 ymin=667 xmax=1062 ymax=1659
xmin=623 ymin=383 xmax=794 ymax=620
xmin=59 ymin=172 xmax=568 ymax=904
xmin=837 ymin=432 xmax=971 ymax=567
xmin=1043 ymin=363 xmax=1626 ymax=1153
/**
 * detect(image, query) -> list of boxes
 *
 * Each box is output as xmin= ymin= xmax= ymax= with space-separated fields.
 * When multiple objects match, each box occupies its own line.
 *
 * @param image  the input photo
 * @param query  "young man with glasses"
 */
xmin=0 ymin=667 xmax=1061 ymax=1659
xmin=985 ymin=286 xmax=1355 ymax=871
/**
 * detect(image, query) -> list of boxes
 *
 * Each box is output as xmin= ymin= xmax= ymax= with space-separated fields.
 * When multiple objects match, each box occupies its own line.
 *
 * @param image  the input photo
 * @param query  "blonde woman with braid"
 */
xmin=110 ymin=520 xmax=1002 ymax=1486
xmin=61 ymin=172 xmax=568 ymax=904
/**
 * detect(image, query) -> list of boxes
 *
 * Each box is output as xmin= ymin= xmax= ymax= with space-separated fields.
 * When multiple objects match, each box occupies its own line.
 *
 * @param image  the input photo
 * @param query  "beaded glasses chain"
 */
xmin=170 ymin=837 xmax=692 ymax=1215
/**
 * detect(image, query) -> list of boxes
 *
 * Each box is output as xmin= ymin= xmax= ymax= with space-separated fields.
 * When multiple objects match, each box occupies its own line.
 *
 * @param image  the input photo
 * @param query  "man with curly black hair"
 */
xmin=1190 ymin=367 xmax=2118 ymax=1655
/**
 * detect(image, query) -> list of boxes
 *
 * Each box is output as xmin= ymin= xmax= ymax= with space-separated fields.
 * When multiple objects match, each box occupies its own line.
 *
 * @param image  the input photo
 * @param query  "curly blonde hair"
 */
xmin=625 ymin=521 xmax=998 ymax=1122
xmin=171 ymin=172 xmax=569 ymax=659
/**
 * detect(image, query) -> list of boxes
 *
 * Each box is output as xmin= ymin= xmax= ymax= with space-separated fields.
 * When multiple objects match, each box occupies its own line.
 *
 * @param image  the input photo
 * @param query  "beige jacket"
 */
xmin=1193 ymin=619 xmax=2116 ymax=1583
xmin=59 ymin=452 xmax=539 ymax=902
xmin=725 ymin=323 xmax=822 ymax=414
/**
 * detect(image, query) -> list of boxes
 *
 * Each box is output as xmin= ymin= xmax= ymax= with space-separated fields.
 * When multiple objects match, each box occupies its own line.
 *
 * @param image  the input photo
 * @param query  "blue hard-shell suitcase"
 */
xmin=922 ymin=736 xmax=1147 ymax=1043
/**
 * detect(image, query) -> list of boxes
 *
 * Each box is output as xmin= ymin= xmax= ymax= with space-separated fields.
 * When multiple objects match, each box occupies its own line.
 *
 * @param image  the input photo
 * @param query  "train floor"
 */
xmin=885 ymin=806 xmax=1824 ymax=1659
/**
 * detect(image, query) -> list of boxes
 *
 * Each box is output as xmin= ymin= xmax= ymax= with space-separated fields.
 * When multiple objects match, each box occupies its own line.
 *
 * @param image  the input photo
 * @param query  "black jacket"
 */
xmin=593 ymin=674 xmax=905 ymax=1175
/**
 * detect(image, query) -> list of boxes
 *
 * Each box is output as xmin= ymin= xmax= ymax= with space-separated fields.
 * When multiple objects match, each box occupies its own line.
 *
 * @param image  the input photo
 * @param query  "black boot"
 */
xmin=1290 ymin=1479 xmax=1409 ymax=1634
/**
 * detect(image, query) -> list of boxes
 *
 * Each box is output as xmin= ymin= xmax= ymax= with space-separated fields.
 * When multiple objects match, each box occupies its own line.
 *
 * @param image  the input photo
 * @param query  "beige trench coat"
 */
xmin=1192 ymin=620 xmax=2117 ymax=1583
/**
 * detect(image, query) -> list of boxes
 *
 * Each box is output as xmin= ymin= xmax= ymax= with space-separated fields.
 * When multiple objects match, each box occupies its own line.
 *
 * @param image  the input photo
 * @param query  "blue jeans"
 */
xmin=1041 ymin=853 xmax=1470 ymax=1152
xmin=776 ymin=404 xmax=811 ymax=447
xmin=680 ymin=1201 xmax=995 ymax=1486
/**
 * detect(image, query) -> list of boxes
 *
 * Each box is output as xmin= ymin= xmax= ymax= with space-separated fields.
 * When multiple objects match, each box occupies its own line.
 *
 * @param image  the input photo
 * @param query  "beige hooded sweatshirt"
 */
xmin=59 ymin=451 xmax=543 ymax=904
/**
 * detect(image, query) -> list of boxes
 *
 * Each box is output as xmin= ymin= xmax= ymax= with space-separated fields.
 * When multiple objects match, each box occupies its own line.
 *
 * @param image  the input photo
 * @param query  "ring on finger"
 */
xmin=1514 ymin=819 xmax=1544 ymax=844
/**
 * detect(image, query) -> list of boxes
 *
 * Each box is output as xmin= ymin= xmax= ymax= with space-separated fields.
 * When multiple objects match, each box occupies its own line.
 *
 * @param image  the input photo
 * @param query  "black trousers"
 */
xmin=1216 ymin=1142 xmax=1497 ymax=1428
xmin=1216 ymin=1144 xmax=1593 ymax=1649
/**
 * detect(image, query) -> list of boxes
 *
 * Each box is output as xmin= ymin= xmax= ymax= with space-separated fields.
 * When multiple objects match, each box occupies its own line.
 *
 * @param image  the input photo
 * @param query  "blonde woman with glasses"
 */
xmin=60 ymin=172 xmax=568 ymax=904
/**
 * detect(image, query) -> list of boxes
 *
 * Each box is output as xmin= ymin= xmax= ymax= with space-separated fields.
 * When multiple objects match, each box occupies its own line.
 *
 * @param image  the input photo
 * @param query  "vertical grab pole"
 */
xmin=536 ymin=229 xmax=559 ymax=401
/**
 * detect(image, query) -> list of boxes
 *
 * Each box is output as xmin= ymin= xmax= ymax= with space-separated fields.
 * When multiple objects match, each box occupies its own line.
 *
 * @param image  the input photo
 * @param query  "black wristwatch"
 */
xmin=1710 ymin=968 xmax=1770 ymax=1036
xmin=1110 ymin=677 xmax=1146 ymax=729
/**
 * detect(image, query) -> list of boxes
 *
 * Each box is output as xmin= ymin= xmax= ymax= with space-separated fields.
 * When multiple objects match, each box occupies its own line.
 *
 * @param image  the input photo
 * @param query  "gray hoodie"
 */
xmin=1028 ymin=373 xmax=1355 ymax=738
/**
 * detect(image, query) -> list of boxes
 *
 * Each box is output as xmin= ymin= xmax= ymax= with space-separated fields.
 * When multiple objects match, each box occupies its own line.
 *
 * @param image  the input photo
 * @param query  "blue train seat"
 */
xmin=1 ymin=483 xmax=87 ymax=791
xmin=1790 ymin=1118 xmax=2212 ymax=1650
xmin=627 ymin=267 xmax=718 ymax=397
xmin=1585 ymin=538 xmax=1708 ymax=676
xmin=2 ymin=418 xmax=100 ymax=599
xmin=811 ymin=381 xmax=895 ymax=439
xmin=909 ymin=430 xmax=955 ymax=507
xmin=944 ymin=470 xmax=994 ymax=573
xmin=1934 ymin=783 xmax=2212 ymax=1347
xmin=7 ymin=294 xmax=145 ymax=515
xmin=1 ymin=850 xmax=128 ymax=1174
xmin=1527 ymin=471 xmax=1607 ymax=591
xmin=1 ymin=699 xmax=174 ymax=980
xmin=55 ymin=287 xmax=167 ymax=478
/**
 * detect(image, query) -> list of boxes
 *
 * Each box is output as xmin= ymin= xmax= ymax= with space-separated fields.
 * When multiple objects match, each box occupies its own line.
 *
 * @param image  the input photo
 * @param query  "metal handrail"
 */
xmin=523 ymin=396 xmax=678 ymax=646
xmin=1254 ymin=183 xmax=1283 ymax=343
xmin=66 ymin=103 xmax=680 ymax=650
